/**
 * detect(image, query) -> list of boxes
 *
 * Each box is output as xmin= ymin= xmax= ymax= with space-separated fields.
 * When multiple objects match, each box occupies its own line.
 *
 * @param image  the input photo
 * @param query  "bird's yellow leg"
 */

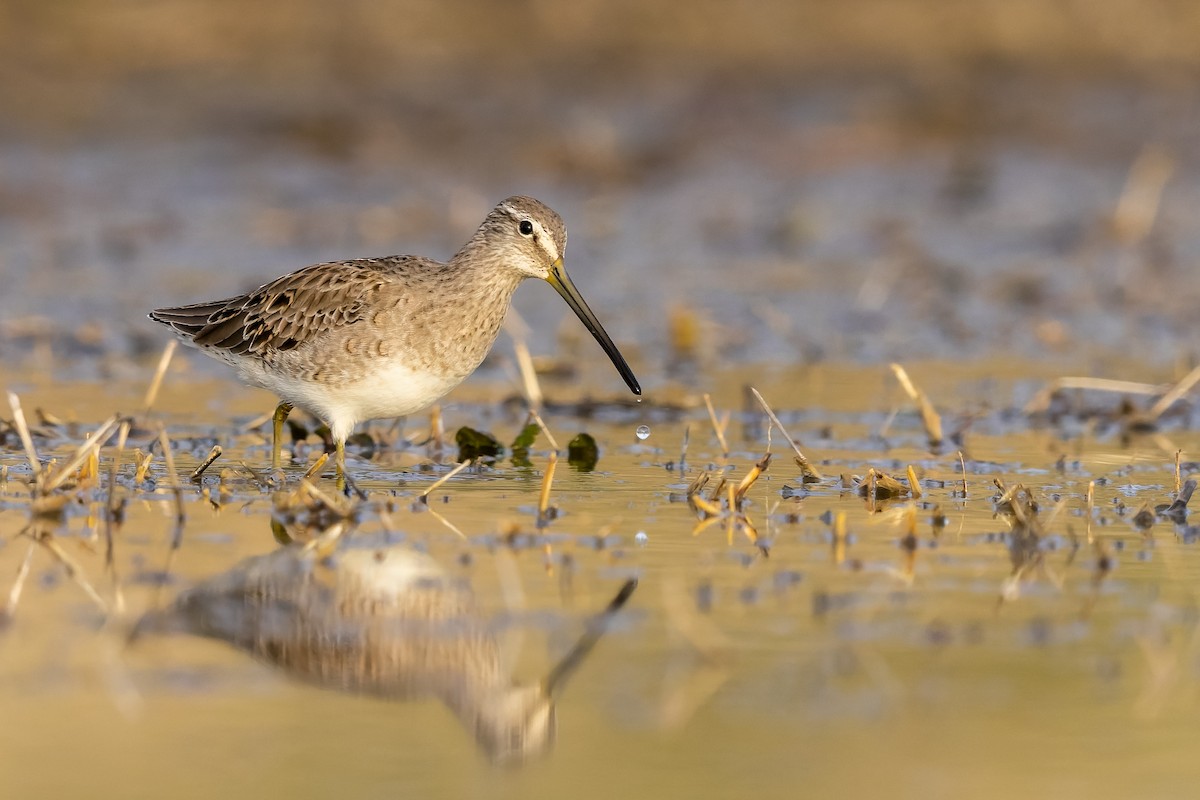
xmin=335 ymin=438 xmax=346 ymax=493
xmin=271 ymin=402 xmax=294 ymax=471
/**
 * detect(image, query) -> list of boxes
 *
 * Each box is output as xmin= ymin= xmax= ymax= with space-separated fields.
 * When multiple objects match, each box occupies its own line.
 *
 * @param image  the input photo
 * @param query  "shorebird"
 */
xmin=149 ymin=196 xmax=640 ymax=483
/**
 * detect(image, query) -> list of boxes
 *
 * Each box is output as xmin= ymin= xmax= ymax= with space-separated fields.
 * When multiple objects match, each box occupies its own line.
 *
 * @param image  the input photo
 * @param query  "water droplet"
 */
xmin=635 ymin=531 xmax=648 ymax=545
xmin=635 ymin=424 xmax=651 ymax=440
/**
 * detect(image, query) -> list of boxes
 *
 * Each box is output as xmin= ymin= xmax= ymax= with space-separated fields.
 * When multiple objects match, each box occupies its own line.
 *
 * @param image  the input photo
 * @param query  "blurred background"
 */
xmin=2 ymin=0 xmax=1200 ymax=384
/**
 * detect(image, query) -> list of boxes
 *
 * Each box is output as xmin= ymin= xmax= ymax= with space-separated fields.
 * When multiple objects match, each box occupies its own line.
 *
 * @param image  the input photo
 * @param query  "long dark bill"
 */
xmin=547 ymin=259 xmax=641 ymax=395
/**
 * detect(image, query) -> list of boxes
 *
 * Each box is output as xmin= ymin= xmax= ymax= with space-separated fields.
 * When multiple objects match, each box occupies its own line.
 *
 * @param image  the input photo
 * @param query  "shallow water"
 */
xmin=4 ymin=366 xmax=1200 ymax=799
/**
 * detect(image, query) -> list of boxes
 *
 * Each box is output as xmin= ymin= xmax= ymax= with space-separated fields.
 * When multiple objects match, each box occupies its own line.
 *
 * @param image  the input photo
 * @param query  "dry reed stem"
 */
xmin=958 ymin=451 xmax=968 ymax=497
xmin=734 ymin=453 xmax=771 ymax=504
xmin=888 ymin=363 xmax=943 ymax=448
xmin=303 ymin=452 xmax=330 ymax=481
xmin=537 ymin=451 xmax=558 ymax=528
xmin=907 ymin=464 xmax=922 ymax=499
xmin=1146 ymin=363 xmax=1200 ymax=422
xmin=703 ymin=394 xmax=730 ymax=458
xmin=748 ymin=387 xmax=822 ymax=480
xmin=528 ymin=410 xmax=561 ymax=452
xmin=189 ymin=445 xmax=222 ymax=481
xmin=1023 ymin=377 xmax=1166 ymax=414
xmin=142 ymin=340 xmax=177 ymax=413
xmin=41 ymin=415 xmax=122 ymax=493
xmin=1176 ymin=450 xmax=1183 ymax=495
xmin=419 ymin=458 xmax=474 ymax=501
xmin=504 ymin=311 xmax=543 ymax=411
xmin=133 ymin=450 xmax=153 ymax=484
xmin=6 ymin=391 xmax=41 ymax=481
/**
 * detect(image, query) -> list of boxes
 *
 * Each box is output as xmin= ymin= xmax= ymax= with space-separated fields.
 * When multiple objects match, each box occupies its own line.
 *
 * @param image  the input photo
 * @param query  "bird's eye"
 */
xmin=519 ymin=220 xmax=534 ymax=236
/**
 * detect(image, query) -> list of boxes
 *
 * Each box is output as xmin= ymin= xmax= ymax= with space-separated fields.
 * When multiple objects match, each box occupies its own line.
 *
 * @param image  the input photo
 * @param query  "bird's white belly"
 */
xmin=241 ymin=359 xmax=464 ymax=442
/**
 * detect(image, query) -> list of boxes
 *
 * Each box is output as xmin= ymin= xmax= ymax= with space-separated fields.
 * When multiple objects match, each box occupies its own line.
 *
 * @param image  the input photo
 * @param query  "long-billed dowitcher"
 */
xmin=135 ymin=541 xmax=637 ymax=764
xmin=149 ymin=196 xmax=640 ymax=481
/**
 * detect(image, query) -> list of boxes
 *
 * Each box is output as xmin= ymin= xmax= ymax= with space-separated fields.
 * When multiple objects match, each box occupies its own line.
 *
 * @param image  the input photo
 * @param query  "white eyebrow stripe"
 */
xmin=533 ymin=220 xmax=560 ymax=261
xmin=500 ymin=204 xmax=560 ymax=262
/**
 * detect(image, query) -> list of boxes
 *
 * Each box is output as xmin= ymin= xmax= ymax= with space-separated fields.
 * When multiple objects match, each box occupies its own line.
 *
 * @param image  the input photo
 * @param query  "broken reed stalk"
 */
xmin=40 ymin=414 xmax=122 ymax=494
xmin=1176 ymin=450 xmax=1183 ymax=496
xmin=528 ymin=409 xmax=561 ymax=452
xmin=419 ymin=458 xmax=474 ymax=502
xmin=537 ymin=451 xmax=558 ymax=528
xmin=1023 ymin=377 xmax=1165 ymax=414
xmin=6 ymin=391 xmax=41 ymax=482
xmin=748 ymin=387 xmax=822 ymax=480
xmin=504 ymin=311 xmax=544 ymax=412
xmin=907 ymin=464 xmax=922 ymax=500
xmin=958 ymin=451 xmax=968 ymax=497
xmin=889 ymin=363 xmax=944 ymax=449
xmin=734 ymin=453 xmax=771 ymax=504
xmin=142 ymin=340 xmax=177 ymax=413
xmin=189 ymin=445 xmax=223 ymax=482
xmin=303 ymin=452 xmax=330 ymax=481
xmin=1146 ymin=363 xmax=1200 ymax=423
xmin=703 ymin=394 xmax=730 ymax=459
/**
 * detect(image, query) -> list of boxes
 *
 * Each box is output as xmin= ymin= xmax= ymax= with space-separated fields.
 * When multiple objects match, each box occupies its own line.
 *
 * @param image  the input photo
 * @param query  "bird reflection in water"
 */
xmin=137 ymin=537 xmax=636 ymax=765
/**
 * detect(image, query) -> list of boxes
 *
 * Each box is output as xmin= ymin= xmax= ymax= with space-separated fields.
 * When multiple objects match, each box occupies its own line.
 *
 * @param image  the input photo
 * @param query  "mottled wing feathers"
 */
xmin=150 ymin=259 xmax=401 ymax=356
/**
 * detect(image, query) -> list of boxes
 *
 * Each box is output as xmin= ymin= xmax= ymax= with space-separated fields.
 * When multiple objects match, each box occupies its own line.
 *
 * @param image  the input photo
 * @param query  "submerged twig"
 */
xmin=420 ymin=458 xmax=474 ymax=502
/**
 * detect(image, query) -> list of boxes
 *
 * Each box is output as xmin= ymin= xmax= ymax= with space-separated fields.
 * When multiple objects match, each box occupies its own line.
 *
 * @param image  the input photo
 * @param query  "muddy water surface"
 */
xmin=3 ymin=363 xmax=1200 ymax=800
